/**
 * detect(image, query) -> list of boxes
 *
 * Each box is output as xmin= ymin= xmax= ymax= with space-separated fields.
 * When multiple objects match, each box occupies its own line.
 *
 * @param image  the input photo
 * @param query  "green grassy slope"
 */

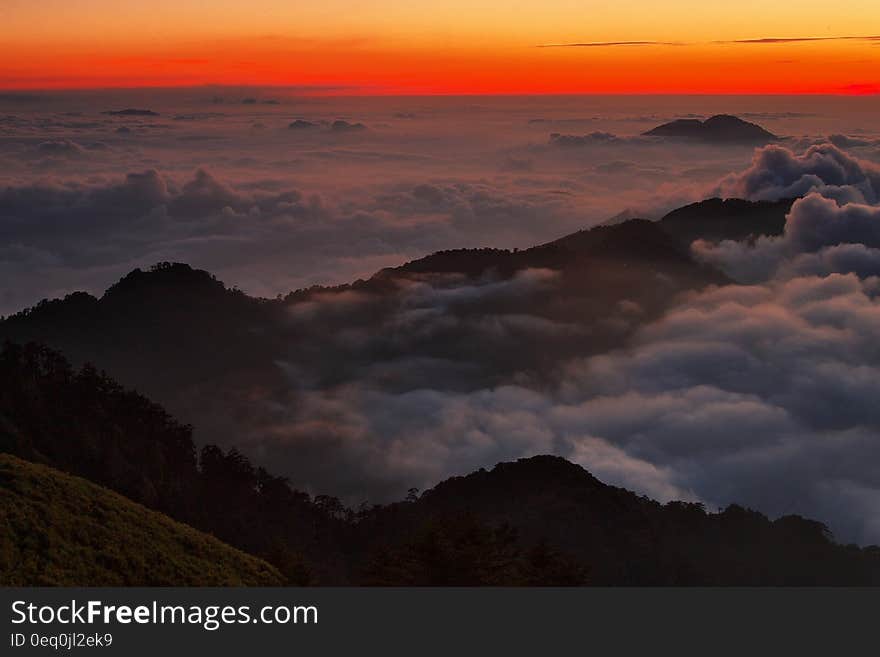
xmin=0 ymin=453 xmax=284 ymax=586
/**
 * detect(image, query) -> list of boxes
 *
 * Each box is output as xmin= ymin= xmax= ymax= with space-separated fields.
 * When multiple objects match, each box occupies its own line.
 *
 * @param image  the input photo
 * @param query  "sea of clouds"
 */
xmin=4 ymin=90 xmax=880 ymax=543
xmin=6 ymin=91 xmax=878 ymax=314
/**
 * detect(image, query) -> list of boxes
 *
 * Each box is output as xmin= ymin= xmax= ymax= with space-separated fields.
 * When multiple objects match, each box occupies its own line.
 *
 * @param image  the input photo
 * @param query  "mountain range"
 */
xmin=0 ymin=195 xmax=788 ymax=399
xmin=7 ymin=192 xmax=874 ymax=586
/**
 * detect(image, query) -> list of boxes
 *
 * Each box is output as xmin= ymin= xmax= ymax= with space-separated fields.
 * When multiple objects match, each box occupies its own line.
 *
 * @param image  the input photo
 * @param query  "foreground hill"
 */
xmin=0 ymin=453 xmax=284 ymax=586
xmin=643 ymin=114 xmax=778 ymax=143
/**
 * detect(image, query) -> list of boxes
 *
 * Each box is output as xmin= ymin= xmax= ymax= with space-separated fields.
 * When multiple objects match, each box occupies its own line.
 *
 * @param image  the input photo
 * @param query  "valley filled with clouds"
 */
xmin=4 ymin=91 xmax=880 ymax=544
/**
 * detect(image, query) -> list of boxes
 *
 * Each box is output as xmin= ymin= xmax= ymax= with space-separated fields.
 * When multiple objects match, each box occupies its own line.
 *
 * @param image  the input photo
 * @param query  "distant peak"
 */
xmin=643 ymin=114 xmax=777 ymax=142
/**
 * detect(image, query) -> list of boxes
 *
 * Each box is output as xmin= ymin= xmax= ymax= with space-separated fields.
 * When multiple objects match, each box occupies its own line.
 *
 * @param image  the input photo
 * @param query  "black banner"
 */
xmin=1 ymin=588 xmax=876 ymax=654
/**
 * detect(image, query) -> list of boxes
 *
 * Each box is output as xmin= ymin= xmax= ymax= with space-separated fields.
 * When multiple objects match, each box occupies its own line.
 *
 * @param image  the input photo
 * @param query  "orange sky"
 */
xmin=1 ymin=1 xmax=879 ymax=93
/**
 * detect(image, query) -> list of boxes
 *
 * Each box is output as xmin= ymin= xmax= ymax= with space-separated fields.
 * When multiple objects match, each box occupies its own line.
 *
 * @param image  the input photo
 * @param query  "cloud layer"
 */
xmin=5 ymin=91 xmax=880 ymax=544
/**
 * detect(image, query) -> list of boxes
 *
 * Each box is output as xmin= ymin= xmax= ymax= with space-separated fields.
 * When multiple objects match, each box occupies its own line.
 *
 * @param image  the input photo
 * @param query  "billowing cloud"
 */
xmin=695 ymin=145 xmax=880 ymax=282
xmin=714 ymin=143 xmax=880 ymax=204
xmin=556 ymin=273 xmax=880 ymax=542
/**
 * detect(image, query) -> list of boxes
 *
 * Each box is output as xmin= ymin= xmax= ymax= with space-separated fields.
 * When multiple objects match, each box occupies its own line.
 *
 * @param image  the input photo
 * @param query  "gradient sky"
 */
xmin=1 ymin=0 xmax=879 ymax=92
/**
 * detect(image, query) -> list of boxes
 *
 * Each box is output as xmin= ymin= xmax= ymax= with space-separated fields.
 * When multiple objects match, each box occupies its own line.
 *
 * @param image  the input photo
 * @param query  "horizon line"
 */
xmin=1 ymin=86 xmax=878 ymax=97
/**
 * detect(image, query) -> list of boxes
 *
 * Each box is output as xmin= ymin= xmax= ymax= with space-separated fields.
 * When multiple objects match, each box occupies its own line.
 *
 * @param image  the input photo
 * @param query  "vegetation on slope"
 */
xmin=0 ymin=453 xmax=283 ymax=586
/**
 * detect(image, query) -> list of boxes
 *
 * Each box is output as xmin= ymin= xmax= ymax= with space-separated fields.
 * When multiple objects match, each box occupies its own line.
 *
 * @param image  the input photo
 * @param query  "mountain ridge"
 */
xmin=1 ymin=195 xmax=790 ymax=323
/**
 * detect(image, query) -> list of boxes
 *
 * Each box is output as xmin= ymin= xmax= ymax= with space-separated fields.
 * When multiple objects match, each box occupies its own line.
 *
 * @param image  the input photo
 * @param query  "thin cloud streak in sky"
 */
xmin=539 ymin=35 xmax=880 ymax=48
xmin=723 ymin=35 xmax=880 ymax=44
xmin=536 ymin=41 xmax=683 ymax=48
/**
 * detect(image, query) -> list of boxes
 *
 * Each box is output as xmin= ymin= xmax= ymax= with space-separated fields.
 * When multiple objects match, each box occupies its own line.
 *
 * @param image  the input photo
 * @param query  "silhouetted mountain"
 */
xmin=3 ymin=343 xmax=879 ymax=585
xmin=547 ymin=217 xmax=699 ymax=264
xmin=384 ymin=196 xmax=789 ymax=280
xmin=358 ymin=456 xmax=880 ymax=585
xmin=644 ymin=115 xmax=777 ymax=143
xmin=0 ymin=263 xmax=291 ymax=441
xmin=659 ymin=197 xmax=793 ymax=246
xmin=386 ymin=217 xmax=703 ymax=277
xmin=0 ymin=453 xmax=283 ymax=586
